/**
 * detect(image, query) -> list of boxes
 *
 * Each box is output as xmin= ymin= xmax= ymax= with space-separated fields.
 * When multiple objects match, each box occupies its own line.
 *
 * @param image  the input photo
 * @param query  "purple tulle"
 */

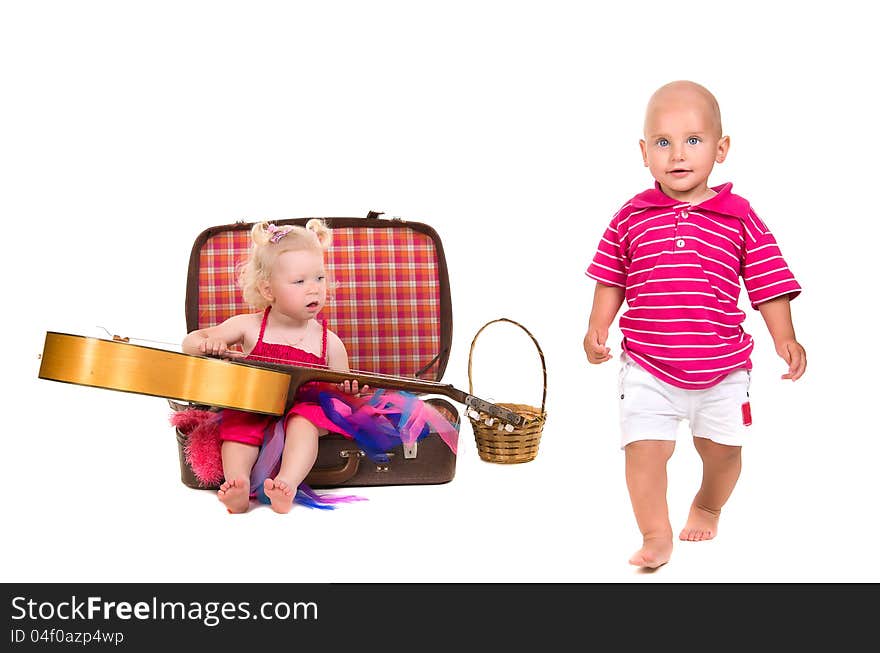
xmin=250 ymin=419 xmax=365 ymax=509
xmin=310 ymin=389 xmax=459 ymax=462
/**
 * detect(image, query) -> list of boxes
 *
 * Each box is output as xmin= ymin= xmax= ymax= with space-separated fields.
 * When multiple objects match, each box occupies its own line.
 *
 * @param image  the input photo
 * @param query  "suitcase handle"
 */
xmin=303 ymin=448 xmax=363 ymax=485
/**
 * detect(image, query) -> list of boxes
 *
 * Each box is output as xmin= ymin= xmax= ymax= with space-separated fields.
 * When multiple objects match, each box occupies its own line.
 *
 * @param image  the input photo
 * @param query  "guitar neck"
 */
xmin=241 ymin=360 xmax=467 ymax=404
xmin=239 ymin=359 xmax=524 ymax=427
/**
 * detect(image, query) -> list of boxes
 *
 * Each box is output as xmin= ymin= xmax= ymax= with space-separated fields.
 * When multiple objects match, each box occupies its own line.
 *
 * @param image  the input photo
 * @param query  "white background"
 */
xmin=2 ymin=0 xmax=878 ymax=583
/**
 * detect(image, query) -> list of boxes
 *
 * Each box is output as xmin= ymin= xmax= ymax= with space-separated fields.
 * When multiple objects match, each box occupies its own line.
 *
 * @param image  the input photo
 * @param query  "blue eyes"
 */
xmin=292 ymin=276 xmax=326 ymax=285
xmin=656 ymin=137 xmax=702 ymax=147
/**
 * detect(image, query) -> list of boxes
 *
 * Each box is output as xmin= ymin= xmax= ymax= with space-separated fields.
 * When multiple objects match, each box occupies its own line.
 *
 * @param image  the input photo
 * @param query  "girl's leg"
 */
xmin=263 ymin=415 xmax=323 ymax=514
xmin=218 ymin=441 xmax=260 ymax=513
xmin=680 ymin=437 xmax=742 ymax=541
xmin=625 ymin=439 xmax=676 ymax=568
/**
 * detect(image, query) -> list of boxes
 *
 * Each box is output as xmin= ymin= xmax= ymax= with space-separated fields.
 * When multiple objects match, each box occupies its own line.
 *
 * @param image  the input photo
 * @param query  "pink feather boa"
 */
xmin=170 ymin=408 xmax=224 ymax=486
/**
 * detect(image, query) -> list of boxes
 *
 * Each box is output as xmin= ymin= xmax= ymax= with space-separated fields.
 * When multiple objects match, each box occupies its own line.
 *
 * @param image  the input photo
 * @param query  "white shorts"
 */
xmin=618 ymin=353 xmax=751 ymax=449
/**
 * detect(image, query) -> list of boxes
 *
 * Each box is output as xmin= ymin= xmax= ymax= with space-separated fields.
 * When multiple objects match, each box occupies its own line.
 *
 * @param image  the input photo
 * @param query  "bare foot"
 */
xmin=629 ymin=535 xmax=673 ymax=568
xmin=218 ymin=477 xmax=250 ymax=514
xmin=679 ymin=503 xmax=720 ymax=541
xmin=263 ymin=478 xmax=295 ymax=514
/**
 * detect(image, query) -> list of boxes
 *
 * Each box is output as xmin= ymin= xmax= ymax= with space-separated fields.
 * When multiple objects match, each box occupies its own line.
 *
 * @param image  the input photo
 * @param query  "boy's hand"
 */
xmin=338 ymin=380 xmax=370 ymax=396
xmin=584 ymin=327 xmax=612 ymax=364
xmin=775 ymin=339 xmax=806 ymax=381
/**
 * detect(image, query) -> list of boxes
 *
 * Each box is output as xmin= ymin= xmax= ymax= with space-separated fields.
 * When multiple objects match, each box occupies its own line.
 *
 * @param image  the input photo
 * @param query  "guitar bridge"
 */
xmin=465 ymin=397 xmax=525 ymax=428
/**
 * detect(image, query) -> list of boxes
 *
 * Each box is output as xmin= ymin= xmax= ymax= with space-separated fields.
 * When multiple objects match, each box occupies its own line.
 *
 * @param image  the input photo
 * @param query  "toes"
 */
xmin=264 ymin=479 xmax=293 ymax=496
xmin=679 ymin=528 xmax=714 ymax=542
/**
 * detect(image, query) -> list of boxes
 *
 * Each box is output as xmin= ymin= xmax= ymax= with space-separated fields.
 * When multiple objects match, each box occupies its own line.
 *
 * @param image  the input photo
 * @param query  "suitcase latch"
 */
xmin=375 ymin=451 xmax=396 ymax=472
xmin=402 ymin=442 xmax=418 ymax=459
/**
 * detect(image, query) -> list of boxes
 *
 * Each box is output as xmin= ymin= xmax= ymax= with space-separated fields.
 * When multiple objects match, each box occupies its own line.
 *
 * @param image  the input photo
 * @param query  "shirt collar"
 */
xmin=631 ymin=182 xmax=750 ymax=219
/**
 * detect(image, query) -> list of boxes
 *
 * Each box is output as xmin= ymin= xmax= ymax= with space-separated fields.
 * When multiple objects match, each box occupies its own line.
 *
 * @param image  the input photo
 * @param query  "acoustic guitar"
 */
xmin=37 ymin=332 xmax=524 ymax=428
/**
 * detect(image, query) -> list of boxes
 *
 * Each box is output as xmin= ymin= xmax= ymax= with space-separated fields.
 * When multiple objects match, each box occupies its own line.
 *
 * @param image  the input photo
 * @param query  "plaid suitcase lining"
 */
xmin=196 ymin=227 xmax=442 ymax=379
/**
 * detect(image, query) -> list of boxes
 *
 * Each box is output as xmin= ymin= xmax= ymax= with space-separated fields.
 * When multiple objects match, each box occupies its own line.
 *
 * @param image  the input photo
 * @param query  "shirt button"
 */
xmin=676 ymin=238 xmax=685 ymax=248
xmin=680 ymin=210 xmax=688 ymax=219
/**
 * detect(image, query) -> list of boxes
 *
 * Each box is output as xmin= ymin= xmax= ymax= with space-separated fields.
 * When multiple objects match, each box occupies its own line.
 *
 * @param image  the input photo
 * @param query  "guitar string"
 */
xmin=97 ymin=326 xmax=181 ymax=348
xmin=241 ymin=356 xmax=449 ymax=388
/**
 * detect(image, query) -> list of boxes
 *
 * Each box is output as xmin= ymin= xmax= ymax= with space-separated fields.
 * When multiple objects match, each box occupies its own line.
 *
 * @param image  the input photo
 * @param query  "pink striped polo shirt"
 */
xmin=586 ymin=182 xmax=801 ymax=389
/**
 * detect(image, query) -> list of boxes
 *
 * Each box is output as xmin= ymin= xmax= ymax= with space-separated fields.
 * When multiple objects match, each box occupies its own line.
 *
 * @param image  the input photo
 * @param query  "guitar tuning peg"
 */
xmin=504 ymin=423 xmax=515 ymax=433
xmin=468 ymin=410 xmax=481 ymax=420
xmin=484 ymin=417 xmax=495 ymax=427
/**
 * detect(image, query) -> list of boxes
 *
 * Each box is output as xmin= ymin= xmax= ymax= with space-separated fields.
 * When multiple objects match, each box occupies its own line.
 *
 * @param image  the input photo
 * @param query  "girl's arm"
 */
xmin=325 ymin=330 xmax=369 ymax=395
xmin=324 ymin=331 xmax=350 ymax=371
xmin=182 ymin=314 xmax=250 ymax=357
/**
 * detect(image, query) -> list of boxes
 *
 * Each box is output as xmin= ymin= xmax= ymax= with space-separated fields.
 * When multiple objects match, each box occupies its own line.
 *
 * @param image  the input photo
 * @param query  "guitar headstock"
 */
xmin=464 ymin=396 xmax=525 ymax=430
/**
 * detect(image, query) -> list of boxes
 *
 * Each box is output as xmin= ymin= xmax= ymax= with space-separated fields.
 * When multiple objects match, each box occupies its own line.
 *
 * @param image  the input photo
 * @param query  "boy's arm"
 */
xmin=756 ymin=295 xmax=806 ymax=381
xmin=584 ymin=282 xmax=625 ymax=364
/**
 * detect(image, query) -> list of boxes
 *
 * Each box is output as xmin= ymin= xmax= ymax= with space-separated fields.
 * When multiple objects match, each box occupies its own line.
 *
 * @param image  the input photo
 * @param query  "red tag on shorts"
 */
xmin=741 ymin=402 xmax=752 ymax=426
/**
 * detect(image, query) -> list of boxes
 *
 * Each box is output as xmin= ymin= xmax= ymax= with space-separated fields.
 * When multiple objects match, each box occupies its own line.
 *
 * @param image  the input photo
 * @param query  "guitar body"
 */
xmin=39 ymin=332 xmax=292 ymax=415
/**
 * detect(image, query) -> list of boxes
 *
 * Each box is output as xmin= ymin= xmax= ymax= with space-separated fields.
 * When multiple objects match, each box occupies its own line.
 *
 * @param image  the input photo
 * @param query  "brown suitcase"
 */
xmin=173 ymin=211 xmax=461 ymax=490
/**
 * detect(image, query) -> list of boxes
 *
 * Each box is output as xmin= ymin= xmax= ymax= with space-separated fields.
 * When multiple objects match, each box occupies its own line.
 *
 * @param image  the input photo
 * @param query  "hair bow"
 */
xmin=266 ymin=223 xmax=294 ymax=243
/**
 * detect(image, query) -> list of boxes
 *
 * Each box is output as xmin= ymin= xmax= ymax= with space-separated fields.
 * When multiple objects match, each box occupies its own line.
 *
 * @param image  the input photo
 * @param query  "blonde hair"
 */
xmin=238 ymin=219 xmax=332 ymax=310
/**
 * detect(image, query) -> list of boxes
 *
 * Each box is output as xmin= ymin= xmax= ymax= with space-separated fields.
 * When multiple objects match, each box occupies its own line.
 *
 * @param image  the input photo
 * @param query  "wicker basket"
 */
xmin=467 ymin=318 xmax=547 ymax=464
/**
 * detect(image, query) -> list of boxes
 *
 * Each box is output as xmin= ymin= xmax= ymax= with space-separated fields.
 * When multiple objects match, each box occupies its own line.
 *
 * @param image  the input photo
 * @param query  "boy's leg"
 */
xmin=680 ymin=437 xmax=742 ymax=541
xmin=625 ymin=439 xmax=676 ymax=568
xmin=218 ymin=441 xmax=260 ymax=513
xmin=263 ymin=415 xmax=322 ymax=514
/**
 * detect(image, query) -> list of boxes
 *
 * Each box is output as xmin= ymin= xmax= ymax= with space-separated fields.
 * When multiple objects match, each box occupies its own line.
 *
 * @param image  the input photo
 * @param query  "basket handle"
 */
xmin=467 ymin=318 xmax=547 ymax=414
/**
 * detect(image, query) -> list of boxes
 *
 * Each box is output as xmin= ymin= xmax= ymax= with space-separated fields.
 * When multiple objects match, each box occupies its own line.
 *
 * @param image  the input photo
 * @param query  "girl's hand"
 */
xmin=337 ymin=380 xmax=370 ymax=396
xmin=775 ymin=339 xmax=807 ymax=381
xmin=199 ymin=337 xmax=243 ymax=358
